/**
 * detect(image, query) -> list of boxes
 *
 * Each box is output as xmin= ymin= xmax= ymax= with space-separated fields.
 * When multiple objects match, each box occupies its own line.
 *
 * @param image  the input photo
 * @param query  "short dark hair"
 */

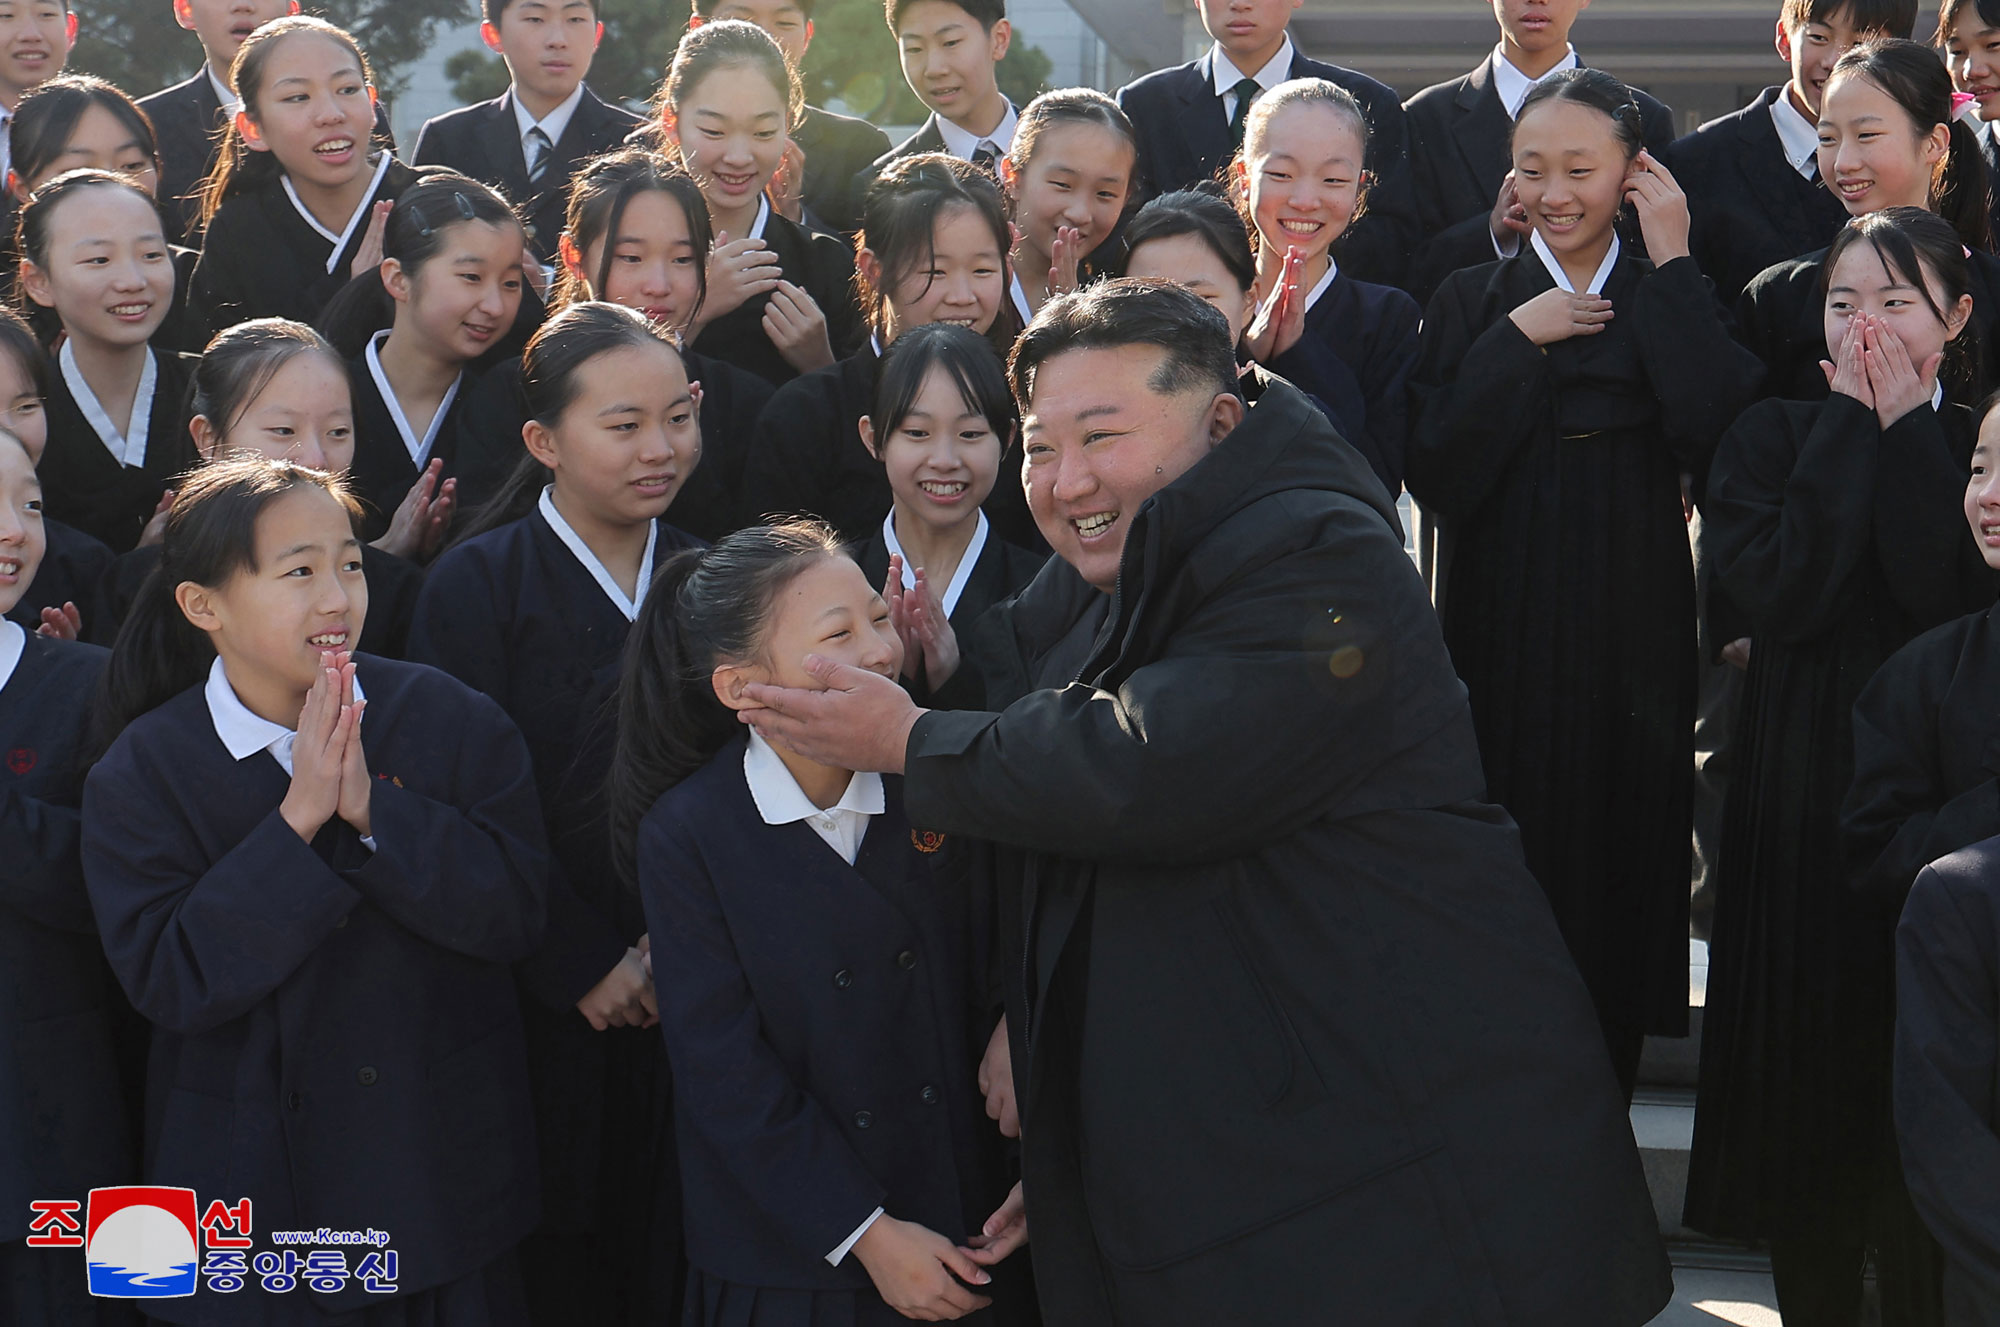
xmin=10 ymin=75 xmax=159 ymax=196
xmin=483 ymin=0 xmax=603 ymax=30
xmin=1123 ymin=189 xmax=1256 ymax=295
xmin=1008 ymin=278 xmax=1238 ymax=407
xmin=870 ymin=321 xmax=1014 ymax=461
xmin=1782 ymin=0 xmax=1916 ymax=37
xmin=886 ymin=0 xmax=1004 ymax=36
xmin=690 ymin=0 xmax=818 ymax=19
xmin=1936 ymin=0 xmax=2000 ymax=39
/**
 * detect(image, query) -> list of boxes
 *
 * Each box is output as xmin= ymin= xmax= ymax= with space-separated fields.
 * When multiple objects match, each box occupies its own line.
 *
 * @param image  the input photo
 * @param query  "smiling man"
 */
xmin=741 ymin=278 xmax=1672 ymax=1326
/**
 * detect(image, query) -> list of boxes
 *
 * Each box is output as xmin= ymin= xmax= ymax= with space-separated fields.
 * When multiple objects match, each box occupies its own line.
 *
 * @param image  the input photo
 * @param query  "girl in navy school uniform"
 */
xmin=454 ymin=148 xmax=773 ymax=538
xmin=188 ymin=17 xmax=412 ymax=336
xmin=91 ymin=319 xmax=429 ymax=656
xmin=610 ymin=520 xmax=1015 ymax=1327
xmin=854 ymin=322 xmax=1043 ymax=683
xmin=1232 ymin=78 xmax=1420 ymax=498
xmin=1001 ymin=89 xmax=1136 ymax=326
xmin=6 ymin=74 xmax=204 ymax=352
xmin=0 ymin=428 xmax=142 ymax=1327
xmin=654 ymin=20 xmax=863 ymax=388
xmin=18 ymin=170 xmax=198 ymax=555
xmin=315 ymin=172 xmax=527 ymax=548
xmin=80 ymin=456 xmax=548 ymax=1326
xmin=739 ymin=153 xmax=1033 ymax=545
xmin=409 ymin=301 xmax=702 ymax=1325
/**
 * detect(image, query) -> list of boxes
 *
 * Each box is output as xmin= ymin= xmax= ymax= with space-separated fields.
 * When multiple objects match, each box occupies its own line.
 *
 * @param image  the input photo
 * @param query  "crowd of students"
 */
xmin=8 ymin=0 xmax=2000 ymax=1320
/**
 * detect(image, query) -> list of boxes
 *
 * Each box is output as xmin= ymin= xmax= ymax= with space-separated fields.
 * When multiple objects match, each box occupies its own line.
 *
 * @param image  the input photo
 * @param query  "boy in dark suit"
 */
xmin=1664 ymin=0 xmax=1913 ymax=306
xmin=0 ymin=0 xmax=70 ymax=183
xmin=1114 ymin=0 xmax=1417 ymax=288
xmin=411 ymin=0 xmax=639 ymax=264
xmin=1402 ymin=0 xmax=1675 ymax=304
xmin=139 ymin=0 xmax=392 ymax=240
xmin=693 ymin=0 xmax=890 ymax=235
xmin=865 ymin=0 xmax=1016 ymax=181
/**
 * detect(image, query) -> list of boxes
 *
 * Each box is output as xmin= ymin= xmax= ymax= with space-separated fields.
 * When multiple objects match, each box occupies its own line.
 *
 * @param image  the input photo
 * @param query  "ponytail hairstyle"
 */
xmin=856 ymin=152 xmax=1013 ymax=349
xmin=191 ymin=319 xmax=348 ymax=455
xmin=1231 ymin=77 xmax=1373 ymax=245
xmin=9 ymin=74 xmax=161 ymax=198
xmin=1823 ymin=204 xmax=1986 ymax=399
xmin=199 ymin=18 xmax=376 ymax=229
xmin=90 ymin=457 xmax=363 ymax=760
xmin=1124 ymin=188 xmax=1257 ymax=293
xmin=868 ymin=320 xmax=1015 ymax=461
xmin=653 ymin=20 xmax=801 ymax=150
xmin=454 ymin=300 xmax=688 ymax=542
xmin=315 ymin=172 xmax=526 ymax=357
xmin=608 ymin=518 xmax=846 ymax=883
xmin=1827 ymin=38 xmax=1993 ymax=251
xmin=15 ymin=168 xmax=163 ymax=308
xmin=1006 ymin=86 xmax=1141 ymax=207
xmin=551 ymin=148 xmax=712 ymax=324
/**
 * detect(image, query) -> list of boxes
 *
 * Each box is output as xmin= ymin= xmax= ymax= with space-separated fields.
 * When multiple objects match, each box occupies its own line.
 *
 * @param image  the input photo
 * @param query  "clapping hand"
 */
xmin=1243 ymin=244 xmax=1307 ymax=361
xmin=885 ymin=553 xmax=960 ymax=690
xmin=280 ymin=652 xmax=368 ymax=843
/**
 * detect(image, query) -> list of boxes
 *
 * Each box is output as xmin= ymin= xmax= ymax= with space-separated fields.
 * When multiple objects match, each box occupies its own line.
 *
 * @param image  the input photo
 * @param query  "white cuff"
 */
xmin=1492 ymin=229 xmax=1521 ymax=259
xmin=359 ymin=836 xmax=378 ymax=853
xmin=827 ymin=1207 xmax=885 ymax=1266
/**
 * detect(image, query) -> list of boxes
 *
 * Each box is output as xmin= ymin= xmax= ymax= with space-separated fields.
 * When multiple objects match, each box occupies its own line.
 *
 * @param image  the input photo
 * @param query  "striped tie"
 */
xmin=525 ymin=126 xmax=553 ymax=186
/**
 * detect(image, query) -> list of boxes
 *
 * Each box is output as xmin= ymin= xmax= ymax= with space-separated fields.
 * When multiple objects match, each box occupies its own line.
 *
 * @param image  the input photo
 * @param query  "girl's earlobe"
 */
xmin=858 ymin=415 xmax=879 ymax=460
xmin=17 ymin=261 xmax=53 ymax=311
xmin=173 ymin=580 xmax=220 ymax=634
xmin=557 ymin=233 xmax=586 ymax=285
xmin=710 ymin=662 xmax=754 ymax=711
xmin=189 ymin=415 xmax=218 ymax=462
xmin=236 ymin=110 xmax=269 ymax=153
xmin=522 ymin=418 xmax=561 ymax=469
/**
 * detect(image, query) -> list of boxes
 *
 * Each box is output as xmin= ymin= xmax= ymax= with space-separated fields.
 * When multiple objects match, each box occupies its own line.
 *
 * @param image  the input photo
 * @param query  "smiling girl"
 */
xmin=20 ymin=169 xmax=197 ymax=556
xmin=1231 ymin=78 xmax=1418 ymax=496
xmin=189 ymin=17 xmax=413 ymax=334
xmin=1409 ymin=67 xmax=1765 ymax=1103
xmin=1938 ymin=0 xmax=2000 ymax=243
xmin=1740 ymin=37 xmax=2000 ymax=400
xmin=1002 ymin=87 xmax=1135 ymax=322
xmin=413 ymin=301 xmax=702 ymax=1324
xmin=656 ymin=20 xmax=863 ymax=386
xmin=1694 ymin=205 xmax=1998 ymax=1321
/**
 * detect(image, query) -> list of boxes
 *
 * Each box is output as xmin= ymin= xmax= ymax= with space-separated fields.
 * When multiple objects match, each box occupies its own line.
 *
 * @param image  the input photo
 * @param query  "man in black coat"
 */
xmin=1115 ymin=4 xmax=1416 ymax=289
xmin=741 ymin=280 xmax=1671 ymax=1326
xmin=1897 ymin=835 xmax=2000 ymax=1326
xmin=1402 ymin=0 xmax=1673 ymax=306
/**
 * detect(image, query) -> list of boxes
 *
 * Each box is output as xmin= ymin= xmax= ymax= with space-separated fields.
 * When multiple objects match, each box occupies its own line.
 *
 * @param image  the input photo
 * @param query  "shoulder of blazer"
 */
xmin=873 ymin=115 xmax=945 ymax=171
xmin=136 ymin=71 xmax=212 ymax=122
xmin=575 ymin=86 xmax=641 ymax=139
xmin=1119 ymin=56 xmax=1206 ymax=110
xmin=1290 ymin=54 xmax=1400 ymax=112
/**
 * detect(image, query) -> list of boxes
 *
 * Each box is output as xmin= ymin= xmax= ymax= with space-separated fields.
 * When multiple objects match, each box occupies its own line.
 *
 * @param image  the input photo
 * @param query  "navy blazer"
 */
xmin=81 ymin=658 xmax=548 ymax=1318
xmin=1263 ymin=269 xmax=1419 ymax=495
xmin=1661 ymin=86 xmax=1850 ymax=308
xmin=0 ymin=637 xmax=135 ymax=1239
xmin=6 ymin=518 xmax=111 ymax=634
xmin=139 ymin=69 xmax=396 ymax=241
xmin=411 ymin=86 xmax=640 ymax=263
xmin=1402 ymin=52 xmax=1675 ymax=305
xmin=794 ymin=103 xmax=891 ymax=236
xmin=1115 ymin=49 xmax=1418 ymax=289
xmin=687 ymin=207 xmax=865 ymax=388
xmin=637 ymin=736 xmax=994 ymax=1290
xmin=38 ymin=349 xmax=199 ymax=555
xmin=866 ymin=113 xmax=951 ymax=180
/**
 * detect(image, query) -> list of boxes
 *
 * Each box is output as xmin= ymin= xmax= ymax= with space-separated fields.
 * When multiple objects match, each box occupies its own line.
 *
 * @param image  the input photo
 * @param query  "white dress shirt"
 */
xmin=208 ymin=65 xmax=242 ymax=118
xmin=364 ymin=331 xmax=462 ymax=470
xmin=1008 ymin=270 xmax=1034 ymax=326
xmin=204 ymin=656 xmax=368 ymax=778
xmin=60 ymin=342 xmax=156 ymax=469
xmin=1493 ymin=42 xmax=1580 ymax=120
xmin=934 ymin=99 xmax=1019 ymax=164
xmin=741 ymin=727 xmax=890 ymax=1263
xmin=0 ymin=619 xmax=24 ymax=695
xmin=283 ymin=150 xmax=395 ymax=274
xmin=538 ymin=486 xmax=656 ymax=622
xmin=1769 ymin=90 xmax=1820 ymax=181
xmin=1212 ymin=35 xmax=1295 ymax=126
xmin=511 ymin=80 xmax=585 ymax=166
xmin=1530 ymin=228 xmax=1620 ymax=295
xmin=882 ymin=508 xmax=988 ymax=618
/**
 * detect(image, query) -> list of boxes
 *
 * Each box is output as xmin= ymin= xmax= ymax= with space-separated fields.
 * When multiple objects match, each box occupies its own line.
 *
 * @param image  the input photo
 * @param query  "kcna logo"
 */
xmin=84 ymin=1187 xmax=199 ymax=1298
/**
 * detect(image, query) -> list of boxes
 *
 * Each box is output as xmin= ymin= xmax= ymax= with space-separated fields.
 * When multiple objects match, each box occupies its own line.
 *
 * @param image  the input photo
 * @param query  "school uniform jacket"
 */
xmin=794 ymin=103 xmax=891 ymax=236
xmin=80 ymin=657 xmax=549 ymax=1318
xmin=1660 ymin=86 xmax=1850 ymax=308
xmin=0 ymin=636 xmax=134 ymax=1235
xmin=856 ymin=526 xmax=1044 ymax=636
xmin=637 ymin=736 xmax=993 ymax=1289
xmin=866 ymin=113 xmax=952 ymax=177
xmin=1115 ymin=49 xmax=1419 ymax=289
xmin=138 ymin=69 xmax=396 ymax=241
xmin=189 ymin=157 xmax=428 ymax=339
xmin=1895 ymin=834 xmax=2000 ymax=1327
xmin=1402 ymin=53 xmax=1675 ymax=305
xmin=411 ymin=86 xmax=640 ymax=263
xmin=1261 ymin=268 xmax=1419 ymax=495
xmin=688 ymin=207 xmax=865 ymax=389
xmin=38 ymin=349 xmax=198 ymax=555
xmin=345 ymin=344 xmax=482 ymax=544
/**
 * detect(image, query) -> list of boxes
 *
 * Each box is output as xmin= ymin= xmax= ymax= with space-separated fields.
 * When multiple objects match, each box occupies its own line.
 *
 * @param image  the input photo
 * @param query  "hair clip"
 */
xmin=409 ymin=190 xmax=478 ymax=237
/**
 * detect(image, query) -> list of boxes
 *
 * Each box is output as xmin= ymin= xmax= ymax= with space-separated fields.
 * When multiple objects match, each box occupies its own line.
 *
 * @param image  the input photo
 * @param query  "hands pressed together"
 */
xmin=373 ymin=459 xmax=457 ymax=563
xmin=278 ymin=651 xmax=372 ymax=844
xmin=1822 ymin=311 xmax=1942 ymax=431
xmin=885 ymin=554 xmax=960 ymax=692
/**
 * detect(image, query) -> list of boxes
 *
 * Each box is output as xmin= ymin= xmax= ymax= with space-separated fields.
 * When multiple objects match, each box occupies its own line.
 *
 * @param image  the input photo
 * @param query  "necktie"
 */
xmin=970 ymin=140 xmax=999 ymax=179
xmin=525 ymin=126 xmax=553 ymax=186
xmin=1227 ymin=77 xmax=1261 ymax=150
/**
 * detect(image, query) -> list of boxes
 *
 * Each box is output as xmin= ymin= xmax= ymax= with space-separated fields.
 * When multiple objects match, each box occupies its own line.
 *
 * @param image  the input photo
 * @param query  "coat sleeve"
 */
xmin=1706 ymin=394 xmax=1879 ymax=643
xmin=639 ymin=809 xmax=889 ymax=1260
xmin=905 ymin=494 xmax=1467 ymax=865
xmin=1630 ymin=256 xmax=1767 ymax=484
xmin=339 ymin=688 xmax=548 ymax=963
xmin=1845 ymin=624 xmax=2000 ymax=906
xmin=82 ymin=752 xmax=365 ymax=1035
xmin=0 ymin=780 xmax=97 ymax=934
xmin=1406 ymin=272 xmax=1552 ymax=518
xmin=1895 ymin=861 xmax=2000 ymax=1305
